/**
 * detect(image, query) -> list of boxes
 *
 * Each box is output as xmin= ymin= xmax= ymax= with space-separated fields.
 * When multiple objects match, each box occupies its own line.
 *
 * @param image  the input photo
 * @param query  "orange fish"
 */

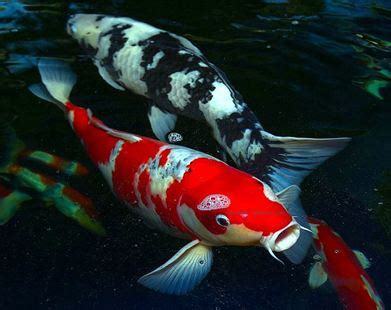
xmin=308 ymin=217 xmax=384 ymax=310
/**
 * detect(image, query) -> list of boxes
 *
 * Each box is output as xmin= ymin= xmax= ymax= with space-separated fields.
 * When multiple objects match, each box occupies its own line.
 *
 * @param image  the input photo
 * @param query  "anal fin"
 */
xmin=87 ymin=110 xmax=142 ymax=143
xmin=138 ymin=240 xmax=213 ymax=295
xmin=309 ymin=261 xmax=328 ymax=289
xmin=96 ymin=61 xmax=125 ymax=91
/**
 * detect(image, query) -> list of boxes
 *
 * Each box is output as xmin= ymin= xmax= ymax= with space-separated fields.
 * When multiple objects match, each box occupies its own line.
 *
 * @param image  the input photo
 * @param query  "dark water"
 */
xmin=0 ymin=0 xmax=390 ymax=309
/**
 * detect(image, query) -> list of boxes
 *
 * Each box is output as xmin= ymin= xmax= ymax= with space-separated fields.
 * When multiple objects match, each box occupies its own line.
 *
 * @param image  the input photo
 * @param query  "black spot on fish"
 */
xmin=139 ymin=32 xmax=181 ymax=49
xmin=215 ymin=105 xmax=261 ymax=148
xmin=95 ymin=15 xmax=105 ymax=22
xmin=139 ymin=32 xmax=221 ymax=118
xmin=100 ymin=23 xmax=132 ymax=80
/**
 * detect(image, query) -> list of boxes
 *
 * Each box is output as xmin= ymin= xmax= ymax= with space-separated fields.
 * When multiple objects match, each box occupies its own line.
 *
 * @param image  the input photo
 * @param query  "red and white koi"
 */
xmin=308 ymin=217 xmax=384 ymax=310
xmin=29 ymin=59 xmax=311 ymax=294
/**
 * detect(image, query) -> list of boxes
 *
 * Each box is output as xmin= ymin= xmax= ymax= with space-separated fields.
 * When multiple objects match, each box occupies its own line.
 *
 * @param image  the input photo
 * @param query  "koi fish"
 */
xmin=66 ymin=14 xmax=350 ymax=195
xmin=29 ymin=59 xmax=311 ymax=294
xmin=308 ymin=217 xmax=384 ymax=310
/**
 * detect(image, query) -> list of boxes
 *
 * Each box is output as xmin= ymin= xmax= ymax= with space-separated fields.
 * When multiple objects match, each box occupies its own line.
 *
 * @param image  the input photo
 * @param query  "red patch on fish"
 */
xmin=309 ymin=217 xmax=384 ymax=310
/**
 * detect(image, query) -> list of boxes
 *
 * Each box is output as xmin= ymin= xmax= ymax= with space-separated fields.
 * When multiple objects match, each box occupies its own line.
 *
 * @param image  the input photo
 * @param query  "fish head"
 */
xmin=179 ymin=176 xmax=301 ymax=261
xmin=66 ymin=14 xmax=104 ymax=54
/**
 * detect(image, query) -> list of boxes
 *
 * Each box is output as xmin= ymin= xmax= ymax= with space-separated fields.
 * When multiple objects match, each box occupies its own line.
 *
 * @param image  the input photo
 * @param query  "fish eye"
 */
xmin=71 ymin=24 xmax=77 ymax=33
xmin=216 ymin=214 xmax=230 ymax=227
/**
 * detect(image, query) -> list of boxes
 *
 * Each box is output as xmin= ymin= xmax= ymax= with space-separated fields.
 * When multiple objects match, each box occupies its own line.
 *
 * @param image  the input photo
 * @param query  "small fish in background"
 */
xmin=308 ymin=217 xmax=384 ymax=310
xmin=352 ymin=46 xmax=390 ymax=101
xmin=354 ymin=33 xmax=391 ymax=52
xmin=29 ymin=59 xmax=312 ymax=295
xmin=0 ymin=127 xmax=105 ymax=235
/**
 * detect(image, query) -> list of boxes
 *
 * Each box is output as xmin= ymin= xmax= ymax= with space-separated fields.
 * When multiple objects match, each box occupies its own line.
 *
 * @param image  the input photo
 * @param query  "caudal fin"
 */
xmin=29 ymin=59 xmax=76 ymax=107
xmin=257 ymin=131 xmax=350 ymax=192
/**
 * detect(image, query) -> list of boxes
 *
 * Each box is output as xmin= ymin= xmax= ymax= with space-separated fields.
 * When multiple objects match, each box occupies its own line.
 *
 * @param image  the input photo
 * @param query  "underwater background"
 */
xmin=0 ymin=0 xmax=390 ymax=308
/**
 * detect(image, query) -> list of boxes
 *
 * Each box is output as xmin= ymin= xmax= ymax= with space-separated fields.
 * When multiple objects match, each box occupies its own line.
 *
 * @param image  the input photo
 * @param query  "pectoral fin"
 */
xmin=95 ymin=61 xmax=125 ymax=91
xmin=277 ymin=186 xmax=312 ymax=264
xmin=353 ymin=250 xmax=371 ymax=269
xmin=309 ymin=262 xmax=328 ymax=289
xmin=138 ymin=240 xmax=213 ymax=295
xmin=147 ymin=104 xmax=178 ymax=142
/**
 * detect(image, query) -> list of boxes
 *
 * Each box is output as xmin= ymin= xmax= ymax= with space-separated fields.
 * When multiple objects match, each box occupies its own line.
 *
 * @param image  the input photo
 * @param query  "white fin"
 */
xmin=277 ymin=186 xmax=312 ymax=264
xmin=353 ymin=250 xmax=371 ymax=269
xmin=276 ymin=185 xmax=301 ymax=207
xmin=138 ymin=240 xmax=213 ymax=295
xmin=147 ymin=104 xmax=178 ymax=141
xmin=258 ymin=131 xmax=350 ymax=192
xmin=95 ymin=61 xmax=125 ymax=91
xmin=86 ymin=110 xmax=142 ymax=143
xmin=29 ymin=83 xmax=61 ymax=106
xmin=309 ymin=261 xmax=328 ymax=289
xmin=38 ymin=59 xmax=76 ymax=104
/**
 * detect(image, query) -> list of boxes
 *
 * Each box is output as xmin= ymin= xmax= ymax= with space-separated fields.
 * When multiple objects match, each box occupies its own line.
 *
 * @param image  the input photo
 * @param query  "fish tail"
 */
xmin=43 ymin=183 xmax=106 ymax=236
xmin=29 ymin=59 xmax=77 ymax=110
xmin=0 ymin=182 xmax=31 ymax=225
xmin=255 ymin=130 xmax=350 ymax=192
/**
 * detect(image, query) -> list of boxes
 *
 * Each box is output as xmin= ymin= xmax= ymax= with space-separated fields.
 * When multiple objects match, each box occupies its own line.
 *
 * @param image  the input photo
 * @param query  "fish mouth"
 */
xmin=261 ymin=221 xmax=301 ymax=263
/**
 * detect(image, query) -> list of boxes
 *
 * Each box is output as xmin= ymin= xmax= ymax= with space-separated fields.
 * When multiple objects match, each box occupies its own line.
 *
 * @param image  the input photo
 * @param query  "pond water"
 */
xmin=0 ymin=0 xmax=390 ymax=309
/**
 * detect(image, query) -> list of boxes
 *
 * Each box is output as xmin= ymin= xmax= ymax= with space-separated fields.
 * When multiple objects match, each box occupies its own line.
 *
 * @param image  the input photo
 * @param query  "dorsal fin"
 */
xmin=86 ymin=109 xmax=142 ymax=143
xmin=353 ymin=250 xmax=371 ymax=269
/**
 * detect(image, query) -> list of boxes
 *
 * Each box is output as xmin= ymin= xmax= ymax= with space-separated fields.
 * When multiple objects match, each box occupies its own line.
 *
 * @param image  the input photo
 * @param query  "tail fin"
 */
xmin=258 ymin=131 xmax=350 ymax=192
xmin=43 ymin=183 xmax=106 ymax=236
xmin=29 ymin=59 xmax=76 ymax=107
xmin=0 ymin=182 xmax=31 ymax=225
